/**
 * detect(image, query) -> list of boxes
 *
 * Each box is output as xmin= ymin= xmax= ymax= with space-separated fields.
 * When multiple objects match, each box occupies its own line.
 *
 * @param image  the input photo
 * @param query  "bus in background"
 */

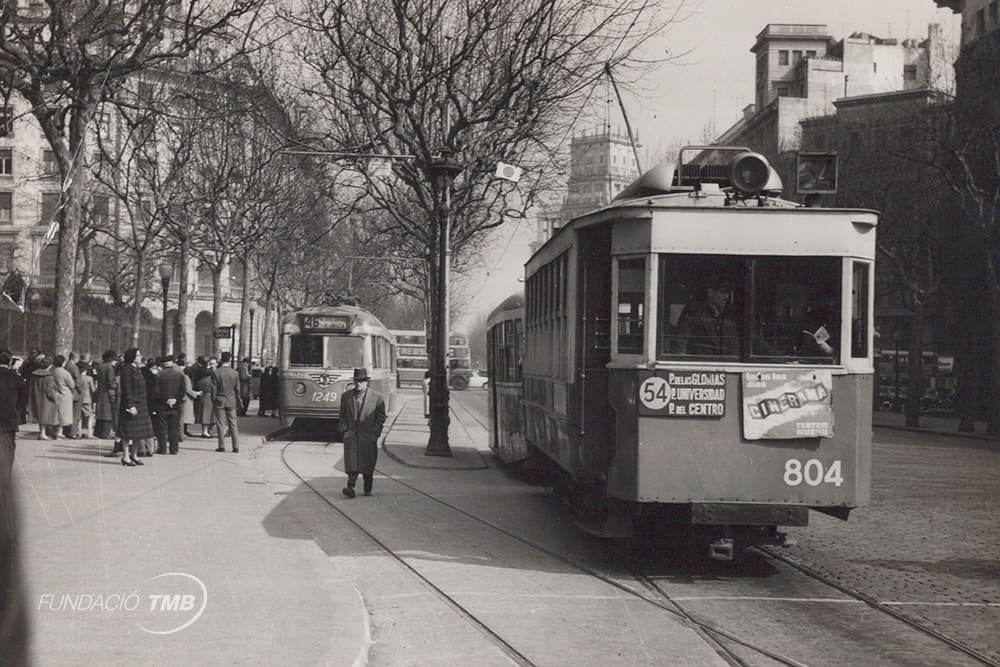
xmin=391 ymin=329 xmax=428 ymax=388
xmin=390 ymin=329 xmax=476 ymax=390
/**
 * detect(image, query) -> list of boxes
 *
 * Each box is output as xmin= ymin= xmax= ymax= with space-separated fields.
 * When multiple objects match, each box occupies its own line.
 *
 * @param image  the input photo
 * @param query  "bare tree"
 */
xmin=0 ymin=0 xmax=263 ymax=355
xmin=289 ymin=0 xmax=681 ymax=453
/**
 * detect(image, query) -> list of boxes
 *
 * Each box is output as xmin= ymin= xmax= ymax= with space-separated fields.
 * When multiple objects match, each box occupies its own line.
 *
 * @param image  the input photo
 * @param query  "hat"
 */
xmin=353 ymin=368 xmax=370 ymax=382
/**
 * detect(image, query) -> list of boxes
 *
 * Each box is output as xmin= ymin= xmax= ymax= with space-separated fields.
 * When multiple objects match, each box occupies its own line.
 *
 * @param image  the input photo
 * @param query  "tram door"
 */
xmin=575 ymin=226 xmax=614 ymax=480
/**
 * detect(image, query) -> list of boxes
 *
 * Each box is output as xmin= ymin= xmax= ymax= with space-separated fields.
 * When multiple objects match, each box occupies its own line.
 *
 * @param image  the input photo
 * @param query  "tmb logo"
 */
xmin=136 ymin=572 xmax=208 ymax=635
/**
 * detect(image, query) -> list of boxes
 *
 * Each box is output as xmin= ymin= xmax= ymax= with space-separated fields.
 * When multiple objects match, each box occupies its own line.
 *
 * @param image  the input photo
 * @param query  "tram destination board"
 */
xmin=300 ymin=314 xmax=351 ymax=332
xmin=637 ymin=370 xmax=726 ymax=418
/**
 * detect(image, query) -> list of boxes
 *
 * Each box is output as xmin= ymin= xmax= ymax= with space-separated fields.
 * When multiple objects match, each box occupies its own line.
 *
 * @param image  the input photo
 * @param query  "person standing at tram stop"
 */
xmin=236 ymin=357 xmax=251 ymax=417
xmin=673 ymin=275 xmax=740 ymax=356
xmin=117 ymin=348 xmax=155 ymax=467
xmin=0 ymin=349 xmax=28 ymax=478
xmin=154 ymin=356 xmax=186 ymax=455
xmin=340 ymin=368 xmax=387 ymax=498
xmin=212 ymin=351 xmax=241 ymax=453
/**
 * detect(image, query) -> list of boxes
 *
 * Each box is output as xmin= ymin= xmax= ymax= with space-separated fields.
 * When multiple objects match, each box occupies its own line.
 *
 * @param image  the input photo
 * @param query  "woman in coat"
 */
xmin=29 ymin=359 xmax=55 ymax=439
xmin=180 ymin=357 xmax=201 ymax=437
xmin=257 ymin=367 xmax=279 ymax=417
xmin=194 ymin=367 xmax=216 ymax=437
xmin=50 ymin=355 xmax=76 ymax=436
xmin=116 ymin=348 xmax=154 ymax=467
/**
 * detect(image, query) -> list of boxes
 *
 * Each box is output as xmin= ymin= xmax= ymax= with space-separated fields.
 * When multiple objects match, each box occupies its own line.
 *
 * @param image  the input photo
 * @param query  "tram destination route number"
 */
xmin=301 ymin=314 xmax=350 ymax=331
xmin=637 ymin=371 xmax=726 ymax=418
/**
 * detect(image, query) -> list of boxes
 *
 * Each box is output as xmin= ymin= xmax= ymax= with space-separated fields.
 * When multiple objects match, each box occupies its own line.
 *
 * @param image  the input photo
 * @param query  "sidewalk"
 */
xmin=872 ymin=408 xmax=999 ymax=442
xmin=379 ymin=390 xmax=491 ymax=470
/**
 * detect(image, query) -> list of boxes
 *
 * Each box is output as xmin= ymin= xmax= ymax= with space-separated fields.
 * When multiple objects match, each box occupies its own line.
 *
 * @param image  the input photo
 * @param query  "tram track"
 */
xmin=277 ymin=433 xmax=995 ymax=666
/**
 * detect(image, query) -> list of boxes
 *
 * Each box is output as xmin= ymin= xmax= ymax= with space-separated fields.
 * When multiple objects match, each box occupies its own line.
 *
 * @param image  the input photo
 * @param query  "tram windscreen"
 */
xmin=659 ymin=254 xmax=842 ymax=363
xmin=288 ymin=334 xmax=365 ymax=368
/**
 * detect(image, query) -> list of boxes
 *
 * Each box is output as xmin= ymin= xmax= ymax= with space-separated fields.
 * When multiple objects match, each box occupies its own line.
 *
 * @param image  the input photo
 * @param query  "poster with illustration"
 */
xmin=741 ymin=370 xmax=833 ymax=439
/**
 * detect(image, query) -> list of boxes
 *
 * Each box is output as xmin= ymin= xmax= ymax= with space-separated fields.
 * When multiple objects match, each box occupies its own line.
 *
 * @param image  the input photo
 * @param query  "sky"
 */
xmin=455 ymin=0 xmax=961 ymax=333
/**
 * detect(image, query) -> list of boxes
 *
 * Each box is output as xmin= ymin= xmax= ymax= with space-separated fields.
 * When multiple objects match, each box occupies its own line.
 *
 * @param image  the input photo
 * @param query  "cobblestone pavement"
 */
xmin=779 ymin=427 xmax=1000 ymax=664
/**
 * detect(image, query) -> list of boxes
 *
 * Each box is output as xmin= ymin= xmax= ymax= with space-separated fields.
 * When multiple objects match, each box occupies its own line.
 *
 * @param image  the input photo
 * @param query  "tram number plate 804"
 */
xmin=311 ymin=391 xmax=338 ymax=403
xmin=783 ymin=459 xmax=843 ymax=487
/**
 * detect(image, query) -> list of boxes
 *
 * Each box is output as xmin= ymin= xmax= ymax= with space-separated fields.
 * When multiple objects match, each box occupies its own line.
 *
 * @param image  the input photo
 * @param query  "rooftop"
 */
xmin=752 ymin=23 xmax=834 ymax=52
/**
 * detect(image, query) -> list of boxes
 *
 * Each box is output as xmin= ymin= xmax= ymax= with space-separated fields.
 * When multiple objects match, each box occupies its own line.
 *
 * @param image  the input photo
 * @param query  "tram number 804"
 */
xmin=783 ymin=459 xmax=843 ymax=487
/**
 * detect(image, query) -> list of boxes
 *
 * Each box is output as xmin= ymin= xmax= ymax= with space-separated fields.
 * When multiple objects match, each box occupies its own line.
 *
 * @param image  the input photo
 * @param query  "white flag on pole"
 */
xmin=495 ymin=162 xmax=522 ymax=183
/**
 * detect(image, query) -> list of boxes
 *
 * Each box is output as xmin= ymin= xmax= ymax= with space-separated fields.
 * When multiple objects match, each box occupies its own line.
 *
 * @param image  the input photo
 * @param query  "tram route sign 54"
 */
xmin=637 ymin=370 xmax=726 ymax=418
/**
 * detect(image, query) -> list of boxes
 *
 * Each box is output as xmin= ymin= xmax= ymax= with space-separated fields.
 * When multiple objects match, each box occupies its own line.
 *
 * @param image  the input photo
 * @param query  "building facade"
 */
xmin=558 ymin=129 xmax=641 ymax=222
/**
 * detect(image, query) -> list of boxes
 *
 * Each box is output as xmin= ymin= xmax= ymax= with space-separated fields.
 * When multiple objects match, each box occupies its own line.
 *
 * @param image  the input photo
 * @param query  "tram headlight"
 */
xmin=730 ymin=152 xmax=771 ymax=196
xmin=293 ymin=382 xmax=307 ymax=396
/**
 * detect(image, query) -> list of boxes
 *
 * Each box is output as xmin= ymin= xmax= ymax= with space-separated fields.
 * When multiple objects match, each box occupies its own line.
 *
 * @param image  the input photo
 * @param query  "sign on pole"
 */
xmin=213 ymin=327 xmax=232 ymax=339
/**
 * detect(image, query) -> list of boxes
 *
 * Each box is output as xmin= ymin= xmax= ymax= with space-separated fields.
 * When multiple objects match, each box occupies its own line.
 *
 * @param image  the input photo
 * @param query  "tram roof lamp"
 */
xmin=729 ymin=152 xmax=771 ymax=196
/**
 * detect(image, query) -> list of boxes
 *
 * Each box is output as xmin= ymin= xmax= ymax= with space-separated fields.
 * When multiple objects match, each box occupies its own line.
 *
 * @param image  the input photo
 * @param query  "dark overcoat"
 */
xmin=194 ymin=374 xmax=215 ymax=424
xmin=29 ymin=368 xmax=57 ymax=426
xmin=339 ymin=388 xmax=386 ymax=475
xmin=117 ymin=364 xmax=155 ymax=440
xmin=95 ymin=361 xmax=118 ymax=422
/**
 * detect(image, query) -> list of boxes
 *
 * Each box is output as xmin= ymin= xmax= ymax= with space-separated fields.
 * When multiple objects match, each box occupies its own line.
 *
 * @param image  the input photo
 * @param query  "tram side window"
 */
xmin=617 ymin=258 xmax=645 ymax=355
xmin=851 ymin=262 xmax=869 ymax=358
xmin=658 ymin=254 xmax=841 ymax=363
xmin=289 ymin=334 xmax=324 ymax=366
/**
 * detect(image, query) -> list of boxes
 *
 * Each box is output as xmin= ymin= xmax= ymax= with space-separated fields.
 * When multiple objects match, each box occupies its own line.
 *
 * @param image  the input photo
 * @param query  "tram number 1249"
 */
xmin=783 ymin=459 xmax=843 ymax=487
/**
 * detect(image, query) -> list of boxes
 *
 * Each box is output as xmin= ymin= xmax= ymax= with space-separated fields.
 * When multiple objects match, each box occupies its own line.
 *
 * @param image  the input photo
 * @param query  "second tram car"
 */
xmin=487 ymin=147 xmax=877 ymax=557
xmin=278 ymin=304 xmax=396 ymax=429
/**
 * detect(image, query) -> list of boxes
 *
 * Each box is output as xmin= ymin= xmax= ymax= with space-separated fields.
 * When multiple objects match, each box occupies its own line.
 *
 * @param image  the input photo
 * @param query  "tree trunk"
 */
xmin=238 ymin=255 xmax=251 ymax=360
xmin=212 ymin=265 xmax=223 ymax=357
xmin=905 ymin=305 xmax=924 ymax=428
xmin=52 ymin=142 xmax=86 ymax=356
xmin=177 ymin=235 xmax=190 ymax=359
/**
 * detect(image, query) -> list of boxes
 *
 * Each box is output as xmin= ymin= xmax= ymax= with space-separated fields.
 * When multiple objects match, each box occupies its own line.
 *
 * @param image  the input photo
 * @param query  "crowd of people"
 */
xmin=2 ymin=348 xmax=281 ymax=468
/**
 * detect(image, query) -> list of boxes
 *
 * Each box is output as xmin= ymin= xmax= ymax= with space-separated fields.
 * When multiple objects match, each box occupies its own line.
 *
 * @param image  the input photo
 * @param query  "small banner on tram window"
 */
xmin=741 ymin=370 xmax=834 ymax=439
xmin=637 ymin=370 xmax=726 ymax=418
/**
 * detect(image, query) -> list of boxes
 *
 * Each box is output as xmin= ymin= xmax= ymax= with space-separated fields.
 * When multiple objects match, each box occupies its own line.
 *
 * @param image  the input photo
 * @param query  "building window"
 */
xmin=904 ymin=64 xmax=917 ymax=81
xmin=42 ymin=149 xmax=58 ymax=175
xmin=0 ymin=192 xmax=12 ymax=224
xmin=0 ymin=243 xmax=12 ymax=272
xmin=792 ymin=50 xmax=802 ymax=64
xmin=778 ymin=50 xmax=789 ymax=65
xmin=41 ymin=192 xmax=61 ymax=224
xmin=0 ymin=107 xmax=11 ymax=137
xmin=775 ymin=84 xmax=791 ymax=97
xmin=806 ymin=50 xmax=817 ymax=58
xmin=991 ymin=1 xmax=998 ymax=24
xmin=0 ymin=149 xmax=11 ymax=175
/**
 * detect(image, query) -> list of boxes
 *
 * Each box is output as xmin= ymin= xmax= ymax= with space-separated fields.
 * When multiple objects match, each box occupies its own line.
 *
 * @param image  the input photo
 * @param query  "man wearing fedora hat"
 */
xmin=340 ymin=367 xmax=386 ymax=498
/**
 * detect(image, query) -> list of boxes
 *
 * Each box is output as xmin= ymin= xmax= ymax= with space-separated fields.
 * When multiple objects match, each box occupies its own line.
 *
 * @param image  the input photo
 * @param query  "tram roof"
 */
xmin=487 ymin=293 xmax=524 ymax=327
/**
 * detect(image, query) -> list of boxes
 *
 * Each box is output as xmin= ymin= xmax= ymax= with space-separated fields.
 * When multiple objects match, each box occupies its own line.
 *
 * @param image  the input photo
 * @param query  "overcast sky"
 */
xmin=457 ymin=0 xmax=961 ymax=333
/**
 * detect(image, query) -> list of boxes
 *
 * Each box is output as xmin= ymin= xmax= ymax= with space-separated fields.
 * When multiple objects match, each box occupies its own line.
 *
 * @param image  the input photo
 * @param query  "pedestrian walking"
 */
xmin=154 ymin=356 xmax=185 ymax=455
xmin=258 ymin=366 xmax=279 ymax=417
xmin=117 ymin=348 xmax=154 ymax=467
xmin=212 ymin=352 xmax=240 ymax=453
xmin=0 ymin=349 xmax=27 ymax=479
xmin=77 ymin=360 xmax=96 ymax=439
xmin=339 ymin=368 xmax=386 ymax=498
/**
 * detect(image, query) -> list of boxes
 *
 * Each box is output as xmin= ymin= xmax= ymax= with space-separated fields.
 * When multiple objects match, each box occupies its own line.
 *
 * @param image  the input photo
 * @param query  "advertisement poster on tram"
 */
xmin=741 ymin=370 xmax=833 ymax=439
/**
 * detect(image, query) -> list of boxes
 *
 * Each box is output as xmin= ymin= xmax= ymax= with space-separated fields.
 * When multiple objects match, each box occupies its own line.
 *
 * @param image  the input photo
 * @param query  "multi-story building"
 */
xmin=716 ymin=22 xmax=953 ymax=190
xmin=558 ymin=129 xmax=641 ymax=222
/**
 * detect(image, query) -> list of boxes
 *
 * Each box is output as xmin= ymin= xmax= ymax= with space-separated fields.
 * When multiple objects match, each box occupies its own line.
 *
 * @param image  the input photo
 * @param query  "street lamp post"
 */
xmin=158 ymin=262 xmax=172 ymax=357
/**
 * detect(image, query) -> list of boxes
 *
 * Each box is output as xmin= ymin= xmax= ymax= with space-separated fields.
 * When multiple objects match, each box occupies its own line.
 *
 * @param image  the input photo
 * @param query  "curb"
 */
xmin=379 ymin=397 xmax=490 ymax=470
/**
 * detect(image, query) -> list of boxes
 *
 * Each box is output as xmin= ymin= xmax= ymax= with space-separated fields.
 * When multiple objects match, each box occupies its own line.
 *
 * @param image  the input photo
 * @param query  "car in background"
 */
xmin=465 ymin=369 xmax=488 ymax=389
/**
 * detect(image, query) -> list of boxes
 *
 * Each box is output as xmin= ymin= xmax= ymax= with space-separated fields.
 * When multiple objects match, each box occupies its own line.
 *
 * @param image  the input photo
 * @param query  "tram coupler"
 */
xmin=708 ymin=538 xmax=735 ymax=561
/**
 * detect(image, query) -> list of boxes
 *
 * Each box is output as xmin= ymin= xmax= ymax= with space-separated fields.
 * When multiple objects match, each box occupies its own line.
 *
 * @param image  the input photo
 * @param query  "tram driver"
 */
xmin=672 ymin=274 xmax=740 ymax=357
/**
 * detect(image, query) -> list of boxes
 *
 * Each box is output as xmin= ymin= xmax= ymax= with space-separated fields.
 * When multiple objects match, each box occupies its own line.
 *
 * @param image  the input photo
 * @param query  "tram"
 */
xmin=487 ymin=146 xmax=877 ymax=557
xmin=278 ymin=303 xmax=396 ymax=429
xmin=486 ymin=294 xmax=525 ymax=463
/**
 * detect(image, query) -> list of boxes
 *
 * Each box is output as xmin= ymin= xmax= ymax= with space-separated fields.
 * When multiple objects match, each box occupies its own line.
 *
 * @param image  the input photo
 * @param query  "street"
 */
xmin=10 ymin=388 xmax=1000 ymax=666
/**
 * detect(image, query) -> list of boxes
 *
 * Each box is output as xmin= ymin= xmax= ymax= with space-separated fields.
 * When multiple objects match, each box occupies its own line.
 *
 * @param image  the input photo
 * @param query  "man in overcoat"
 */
xmin=0 ymin=349 xmax=27 ymax=478
xmin=212 ymin=351 xmax=241 ymax=453
xmin=154 ymin=356 xmax=186 ymax=455
xmin=339 ymin=368 xmax=386 ymax=498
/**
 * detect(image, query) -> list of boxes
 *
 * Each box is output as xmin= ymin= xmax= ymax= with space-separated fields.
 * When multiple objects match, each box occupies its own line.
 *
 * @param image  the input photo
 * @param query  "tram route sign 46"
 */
xmin=637 ymin=370 xmax=726 ymax=418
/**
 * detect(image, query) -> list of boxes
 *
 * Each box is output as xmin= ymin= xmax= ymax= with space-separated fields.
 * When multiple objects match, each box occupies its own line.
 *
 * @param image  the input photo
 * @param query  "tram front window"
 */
xmin=288 ymin=334 xmax=365 ymax=368
xmin=659 ymin=254 xmax=842 ymax=363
